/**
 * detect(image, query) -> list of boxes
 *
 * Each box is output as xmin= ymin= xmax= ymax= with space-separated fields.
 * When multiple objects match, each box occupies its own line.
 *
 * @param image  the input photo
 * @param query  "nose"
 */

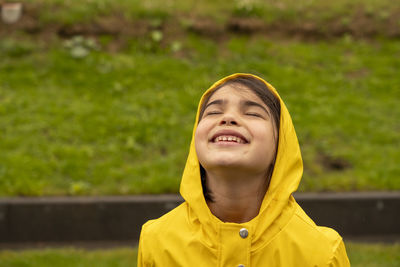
xmin=219 ymin=114 xmax=238 ymax=126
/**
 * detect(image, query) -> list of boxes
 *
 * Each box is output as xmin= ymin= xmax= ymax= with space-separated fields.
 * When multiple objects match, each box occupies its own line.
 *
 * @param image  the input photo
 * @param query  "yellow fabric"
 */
xmin=137 ymin=73 xmax=350 ymax=267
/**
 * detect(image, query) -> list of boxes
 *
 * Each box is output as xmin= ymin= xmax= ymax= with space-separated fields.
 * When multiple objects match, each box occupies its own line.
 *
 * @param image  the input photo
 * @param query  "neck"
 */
xmin=205 ymin=168 xmax=269 ymax=223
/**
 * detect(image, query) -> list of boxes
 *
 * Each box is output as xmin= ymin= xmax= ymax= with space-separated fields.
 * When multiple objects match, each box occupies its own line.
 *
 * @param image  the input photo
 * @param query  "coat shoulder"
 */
xmin=141 ymin=201 xmax=189 ymax=238
xmin=286 ymin=204 xmax=349 ymax=266
xmin=138 ymin=202 xmax=195 ymax=266
xmin=294 ymin=204 xmax=342 ymax=245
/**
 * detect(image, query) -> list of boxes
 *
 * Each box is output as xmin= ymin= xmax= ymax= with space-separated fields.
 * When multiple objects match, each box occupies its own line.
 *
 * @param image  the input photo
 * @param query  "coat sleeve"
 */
xmin=328 ymin=240 xmax=350 ymax=267
xmin=137 ymin=224 xmax=154 ymax=267
xmin=137 ymin=228 xmax=145 ymax=267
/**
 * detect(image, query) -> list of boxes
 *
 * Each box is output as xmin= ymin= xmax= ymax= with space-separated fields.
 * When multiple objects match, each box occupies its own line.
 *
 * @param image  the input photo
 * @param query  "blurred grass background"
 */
xmin=1 ymin=0 xmax=400 ymax=197
xmin=0 ymin=243 xmax=400 ymax=266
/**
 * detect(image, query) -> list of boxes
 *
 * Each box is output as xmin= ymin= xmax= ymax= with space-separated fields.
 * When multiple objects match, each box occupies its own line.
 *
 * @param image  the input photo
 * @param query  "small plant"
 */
xmin=151 ymin=30 xmax=163 ymax=43
xmin=170 ymin=41 xmax=182 ymax=53
xmin=233 ymin=0 xmax=262 ymax=17
xmin=69 ymin=181 xmax=91 ymax=195
xmin=63 ymin=35 xmax=100 ymax=59
xmin=144 ymin=30 xmax=164 ymax=52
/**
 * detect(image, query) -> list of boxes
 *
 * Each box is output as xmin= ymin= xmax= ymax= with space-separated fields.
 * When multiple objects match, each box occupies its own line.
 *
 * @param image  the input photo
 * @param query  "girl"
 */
xmin=138 ymin=73 xmax=350 ymax=266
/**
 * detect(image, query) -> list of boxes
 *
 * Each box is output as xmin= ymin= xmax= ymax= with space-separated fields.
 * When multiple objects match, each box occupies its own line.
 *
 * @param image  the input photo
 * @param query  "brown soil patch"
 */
xmin=317 ymin=151 xmax=352 ymax=171
xmin=186 ymin=16 xmax=224 ymax=38
xmin=345 ymin=68 xmax=370 ymax=79
xmin=1 ymin=3 xmax=400 ymax=51
xmin=227 ymin=17 xmax=265 ymax=33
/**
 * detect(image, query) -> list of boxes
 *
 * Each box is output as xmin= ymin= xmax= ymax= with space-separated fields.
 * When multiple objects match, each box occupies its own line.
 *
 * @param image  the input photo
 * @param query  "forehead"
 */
xmin=207 ymin=84 xmax=264 ymax=105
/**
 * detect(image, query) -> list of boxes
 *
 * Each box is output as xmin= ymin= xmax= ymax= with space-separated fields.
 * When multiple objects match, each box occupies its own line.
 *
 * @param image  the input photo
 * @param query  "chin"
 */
xmin=206 ymin=156 xmax=246 ymax=169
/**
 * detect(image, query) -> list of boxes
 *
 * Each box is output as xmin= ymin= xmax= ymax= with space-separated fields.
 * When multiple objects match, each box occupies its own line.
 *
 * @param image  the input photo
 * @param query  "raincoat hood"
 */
xmin=180 ymin=73 xmax=303 ymax=248
xmin=138 ymin=73 xmax=350 ymax=267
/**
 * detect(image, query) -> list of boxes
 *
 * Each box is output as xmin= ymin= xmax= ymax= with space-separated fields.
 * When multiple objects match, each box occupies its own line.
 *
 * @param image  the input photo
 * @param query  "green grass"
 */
xmin=1 ymin=33 xmax=399 ymax=196
xmin=0 ymin=243 xmax=399 ymax=266
xmin=347 ymin=242 xmax=400 ymax=267
xmin=0 ymin=247 xmax=137 ymax=267
xmin=21 ymin=0 xmax=400 ymax=26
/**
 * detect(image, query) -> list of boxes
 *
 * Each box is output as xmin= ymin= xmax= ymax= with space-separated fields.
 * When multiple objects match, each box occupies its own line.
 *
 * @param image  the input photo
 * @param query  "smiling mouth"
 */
xmin=212 ymin=135 xmax=247 ymax=144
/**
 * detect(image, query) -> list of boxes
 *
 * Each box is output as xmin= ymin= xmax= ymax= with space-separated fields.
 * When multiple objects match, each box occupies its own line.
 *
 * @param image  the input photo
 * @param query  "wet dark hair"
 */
xmin=198 ymin=76 xmax=281 ymax=202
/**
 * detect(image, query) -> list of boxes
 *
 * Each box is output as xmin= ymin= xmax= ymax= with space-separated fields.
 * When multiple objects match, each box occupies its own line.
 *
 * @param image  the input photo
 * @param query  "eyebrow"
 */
xmin=204 ymin=99 xmax=270 ymax=116
xmin=243 ymin=100 xmax=270 ymax=116
xmin=204 ymin=99 xmax=224 ymax=110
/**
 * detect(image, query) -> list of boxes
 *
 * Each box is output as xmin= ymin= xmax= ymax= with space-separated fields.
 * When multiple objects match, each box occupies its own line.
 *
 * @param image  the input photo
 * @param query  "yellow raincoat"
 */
xmin=138 ymin=73 xmax=350 ymax=266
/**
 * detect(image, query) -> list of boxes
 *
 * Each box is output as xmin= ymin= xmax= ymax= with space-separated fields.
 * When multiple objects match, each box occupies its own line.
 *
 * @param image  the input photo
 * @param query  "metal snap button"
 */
xmin=238 ymin=264 xmax=245 ymax=267
xmin=239 ymin=228 xmax=248 ymax=239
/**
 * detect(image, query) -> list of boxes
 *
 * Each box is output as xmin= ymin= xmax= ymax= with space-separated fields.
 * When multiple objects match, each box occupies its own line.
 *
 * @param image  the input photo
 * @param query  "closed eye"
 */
xmin=245 ymin=113 xmax=263 ymax=118
xmin=206 ymin=111 xmax=222 ymax=116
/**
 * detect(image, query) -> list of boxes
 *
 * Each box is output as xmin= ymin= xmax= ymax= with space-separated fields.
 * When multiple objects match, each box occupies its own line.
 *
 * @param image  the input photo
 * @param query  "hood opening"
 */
xmin=197 ymin=75 xmax=281 ymax=205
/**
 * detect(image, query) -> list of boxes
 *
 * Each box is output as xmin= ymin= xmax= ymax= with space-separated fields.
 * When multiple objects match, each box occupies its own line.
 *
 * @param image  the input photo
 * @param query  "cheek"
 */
xmin=195 ymin=119 xmax=212 ymax=139
xmin=194 ymin=123 xmax=209 ymax=165
xmin=253 ymin=122 xmax=274 ymax=139
xmin=194 ymin=121 xmax=208 ymax=149
xmin=253 ymin=124 xmax=277 ymax=153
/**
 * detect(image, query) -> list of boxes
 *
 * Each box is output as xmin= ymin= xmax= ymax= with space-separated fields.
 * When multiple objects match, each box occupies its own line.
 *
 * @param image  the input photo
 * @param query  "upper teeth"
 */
xmin=214 ymin=135 xmax=245 ymax=143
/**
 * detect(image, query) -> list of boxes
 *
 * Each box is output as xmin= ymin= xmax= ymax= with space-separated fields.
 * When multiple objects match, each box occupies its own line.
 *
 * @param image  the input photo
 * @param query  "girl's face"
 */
xmin=195 ymin=84 xmax=278 ymax=175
